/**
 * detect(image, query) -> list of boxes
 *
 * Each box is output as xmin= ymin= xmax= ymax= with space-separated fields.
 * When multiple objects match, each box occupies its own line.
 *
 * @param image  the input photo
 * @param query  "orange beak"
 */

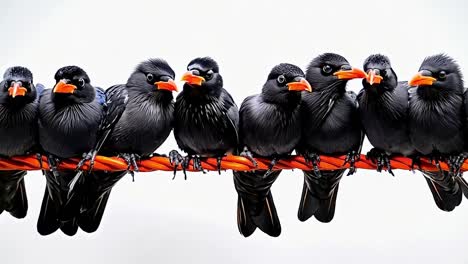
xmin=366 ymin=69 xmax=384 ymax=85
xmin=287 ymin=78 xmax=312 ymax=92
xmin=8 ymin=82 xmax=28 ymax=98
xmin=334 ymin=67 xmax=367 ymax=80
xmin=181 ymin=71 xmax=205 ymax=86
xmin=53 ymin=80 xmax=76 ymax=94
xmin=409 ymin=72 xmax=436 ymax=86
xmin=155 ymin=79 xmax=178 ymax=92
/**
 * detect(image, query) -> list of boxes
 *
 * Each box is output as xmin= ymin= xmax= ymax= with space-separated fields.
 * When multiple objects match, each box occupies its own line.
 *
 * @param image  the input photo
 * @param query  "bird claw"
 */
xmin=76 ymin=150 xmax=97 ymax=172
xmin=366 ymin=148 xmax=394 ymax=176
xmin=344 ymin=150 xmax=360 ymax=176
xmin=303 ymin=151 xmax=321 ymax=178
xmin=448 ymin=153 xmax=467 ymax=176
xmin=181 ymin=155 xmax=205 ymax=179
xmin=119 ymin=153 xmax=141 ymax=182
xmin=240 ymin=147 xmax=258 ymax=167
xmin=264 ymin=157 xmax=278 ymax=178
xmin=169 ymin=150 xmax=184 ymax=180
xmin=36 ymin=153 xmax=46 ymax=175
xmin=216 ymin=156 xmax=224 ymax=175
xmin=47 ymin=154 xmax=61 ymax=179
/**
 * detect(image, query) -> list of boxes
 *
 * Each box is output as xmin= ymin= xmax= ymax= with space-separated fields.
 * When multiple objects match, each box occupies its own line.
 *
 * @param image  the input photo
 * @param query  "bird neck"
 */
xmin=261 ymin=91 xmax=302 ymax=109
xmin=182 ymin=84 xmax=222 ymax=100
xmin=416 ymin=86 xmax=452 ymax=101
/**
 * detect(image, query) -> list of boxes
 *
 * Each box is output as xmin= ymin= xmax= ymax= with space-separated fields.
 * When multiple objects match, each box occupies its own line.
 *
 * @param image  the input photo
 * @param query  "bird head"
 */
xmin=181 ymin=57 xmax=223 ymax=95
xmin=52 ymin=66 xmax=95 ymax=104
xmin=306 ymin=53 xmax=366 ymax=92
xmin=363 ymin=54 xmax=397 ymax=91
xmin=408 ymin=54 xmax=464 ymax=94
xmin=1 ymin=66 xmax=37 ymax=104
xmin=127 ymin=58 xmax=177 ymax=95
xmin=262 ymin=63 xmax=312 ymax=104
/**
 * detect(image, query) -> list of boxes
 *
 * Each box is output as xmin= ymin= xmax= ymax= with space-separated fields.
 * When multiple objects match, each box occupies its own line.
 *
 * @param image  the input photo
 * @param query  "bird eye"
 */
xmin=438 ymin=71 xmax=447 ymax=80
xmin=205 ymin=70 xmax=214 ymax=80
xmin=322 ymin=65 xmax=333 ymax=74
xmin=146 ymin=73 xmax=154 ymax=82
xmin=78 ymin=78 xmax=85 ymax=88
xmin=277 ymin=75 xmax=286 ymax=85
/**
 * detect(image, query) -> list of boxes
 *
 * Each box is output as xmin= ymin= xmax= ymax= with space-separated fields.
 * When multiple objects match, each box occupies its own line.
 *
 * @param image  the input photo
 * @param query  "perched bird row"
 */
xmin=0 ymin=53 xmax=467 ymax=238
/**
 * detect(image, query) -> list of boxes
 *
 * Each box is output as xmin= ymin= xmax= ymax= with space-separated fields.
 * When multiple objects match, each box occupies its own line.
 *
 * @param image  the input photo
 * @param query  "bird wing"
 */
xmin=92 ymin=84 xmax=129 ymax=155
xmin=347 ymin=91 xmax=365 ymax=154
xmin=222 ymin=89 xmax=240 ymax=146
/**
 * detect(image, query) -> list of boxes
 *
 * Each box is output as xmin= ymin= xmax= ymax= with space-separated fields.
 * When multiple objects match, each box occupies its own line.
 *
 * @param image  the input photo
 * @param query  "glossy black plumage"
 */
xmin=357 ymin=54 xmax=415 ymax=173
xmin=0 ymin=66 xmax=40 ymax=218
xmin=408 ymin=54 xmax=465 ymax=211
xmin=235 ymin=63 xmax=309 ymax=237
xmin=298 ymin=53 xmax=364 ymax=223
xmin=174 ymin=57 xmax=238 ymax=160
xmin=84 ymin=59 xmax=177 ymax=231
xmin=37 ymin=66 xmax=103 ymax=236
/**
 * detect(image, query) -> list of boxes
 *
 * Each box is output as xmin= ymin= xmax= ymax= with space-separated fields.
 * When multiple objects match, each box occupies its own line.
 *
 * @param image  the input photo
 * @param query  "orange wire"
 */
xmin=0 ymin=154 xmax=463 ymax=173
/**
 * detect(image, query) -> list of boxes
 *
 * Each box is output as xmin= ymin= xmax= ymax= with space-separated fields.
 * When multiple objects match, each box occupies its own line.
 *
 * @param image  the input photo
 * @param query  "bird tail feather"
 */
xmin=234 ymin=170 xmax=281 ymax=237
xmin=0 ymin=171 xmax=28 ymax=219
xmin=298 ymin=170 xmax=344 ymax=223
xmin=422 ymin=170 xmax=462 ymax=212
xmin=78 ymin=171 xmax=126 ymax=233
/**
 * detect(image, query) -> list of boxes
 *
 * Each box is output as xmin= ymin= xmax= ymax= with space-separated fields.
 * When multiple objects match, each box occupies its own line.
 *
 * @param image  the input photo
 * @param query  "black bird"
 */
xmin=408 ymin=54 xmax=466 ymax=211
xmin=0 ymin=66 xmax=42 ymax=218
xmin=235 ymin=63 xmax=312 ymax=237
xmin=85 ymin=59 xmax=178 ymax=232
xmin=174 ymin=57 xmax=239 ymax=172
xmin=37 ymin=66 xmax=104 ymax=236
xmin=298 ymin=53 xmax=366 ymax=223
xmin=357 ymin=54 xmax=415 ymax=174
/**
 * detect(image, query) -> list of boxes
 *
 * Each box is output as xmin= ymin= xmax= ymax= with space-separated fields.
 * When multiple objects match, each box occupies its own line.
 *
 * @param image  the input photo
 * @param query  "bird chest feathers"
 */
xmin=0 ymin=103 xmax=37 ymax=156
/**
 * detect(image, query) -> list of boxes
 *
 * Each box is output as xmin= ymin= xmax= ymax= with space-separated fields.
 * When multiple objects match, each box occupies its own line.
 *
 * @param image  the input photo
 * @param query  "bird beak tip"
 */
xmin=155 ymin=79 xmax=178 ymax=92
xmin=334 ymin=68 xmax=367 ymax=80
xmin=181 ymin=72 xmax=205 ymax=86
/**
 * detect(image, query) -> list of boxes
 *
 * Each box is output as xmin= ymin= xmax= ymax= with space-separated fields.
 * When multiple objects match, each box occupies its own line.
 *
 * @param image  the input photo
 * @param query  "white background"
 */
xmin=1 ymin=0 xmax=468 ymax=263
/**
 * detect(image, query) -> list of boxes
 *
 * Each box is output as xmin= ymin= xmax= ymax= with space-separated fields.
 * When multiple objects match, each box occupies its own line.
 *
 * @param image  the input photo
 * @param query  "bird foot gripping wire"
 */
xmin=118 ymin=153 xmax=141 ymax=182
xmin=76 ymin=150 xmax=98 ymax=173
xmin=448 ymin=152 xmax=468 ymax=177
xmin=366 ymin=148 xmax=394 ymax=176
xmin=263 ymin=157 xmax=278 ymax=178
xmin=303 ymin=151 xmax=322 ymax=178
xmin=344 ymin=150 xmax=360 ymax=176
xmin=169 ymin=150 xmax=184 ymax=179
xmin=240 ymin=147 xmax=258 ymax=167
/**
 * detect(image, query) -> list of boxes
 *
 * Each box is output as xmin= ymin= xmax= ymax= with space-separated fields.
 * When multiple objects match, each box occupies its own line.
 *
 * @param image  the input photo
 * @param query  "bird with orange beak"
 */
xmin=173 ymin=57 xmax=239 ymax=175
xmin=37 ymin=65 xmax=104 ymax=236
xmin=408 ymin=54 xmax=468 ymax=211
xmin=0 ymin=66 xmax=43 ymax=219
xmin=234 ymin=63 xmax=312 ymax=237
xmin=358 ymin=54 xmax=415 ymax=175
xmin=78 ymin=58 xmax=178 ymax=233
xmin=297 ymin=53 xmax=365 ymax=223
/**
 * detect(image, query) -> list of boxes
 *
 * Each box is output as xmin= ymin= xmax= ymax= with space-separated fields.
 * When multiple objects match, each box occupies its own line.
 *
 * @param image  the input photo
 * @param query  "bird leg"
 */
xmin=344 ymin=150 xmax=360 ymax=176
xmin=118 ymin=153 xmax=141 ymax=182
xmin=447 ymin=152 xmax=468 ymax=177
xmin=181 ymin=154 xmax=206 ymax=179
xmin=239 ymin=146 xmax=258 ymax=167
xmin=263 ymin=157 xmax=278 ymax=178
xmin=76 ymin=149 xmax=98 ymax=173
xmin=303 ymin=151 xmax=322 ymax=178
xmin=168 ymin=150 xmax=184 ymax=180
xmin=216 ymin=156 xmax=224 ymax=175
xmin=366 ymin=148 xmax=394 ymax=176
xmin=47 ymin=154 xmax=61 ymax=179
xmin=35 ymin=153 xmax=46 ymax=176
